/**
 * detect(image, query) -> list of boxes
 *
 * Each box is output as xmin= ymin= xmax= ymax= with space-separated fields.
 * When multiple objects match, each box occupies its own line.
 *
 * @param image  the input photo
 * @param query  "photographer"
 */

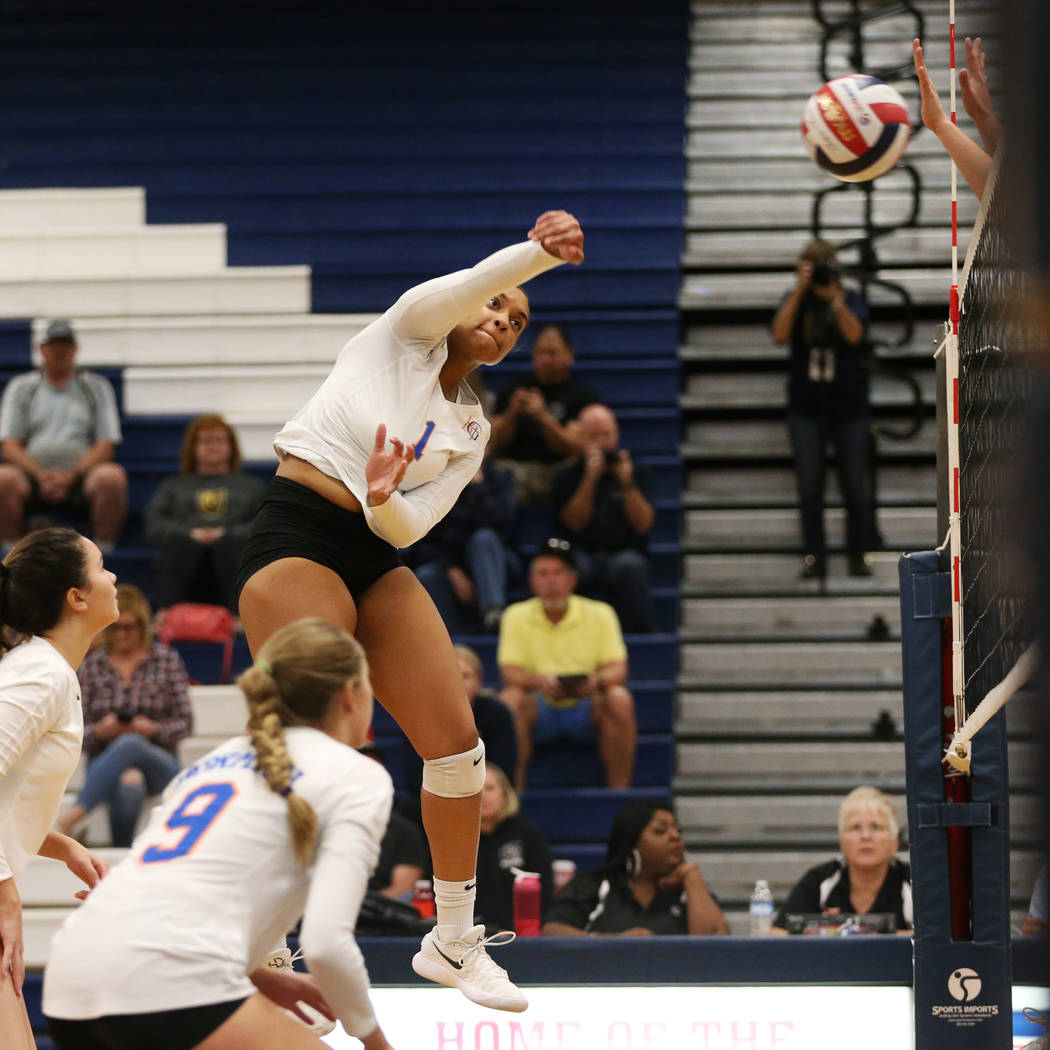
xmin=771 ymin=239 xmax=873 ymax=579
xmin=551 ymin=404 xmax=655 ymax=632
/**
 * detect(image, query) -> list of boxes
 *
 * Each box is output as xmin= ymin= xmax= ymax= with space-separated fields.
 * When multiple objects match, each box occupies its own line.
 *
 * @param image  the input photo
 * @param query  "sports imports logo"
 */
xmin=947 ymin=968 xmax=982 ymax=1002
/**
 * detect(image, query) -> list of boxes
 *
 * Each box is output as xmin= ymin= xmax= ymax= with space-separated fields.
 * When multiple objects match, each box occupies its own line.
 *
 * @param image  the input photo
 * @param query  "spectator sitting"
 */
xmin=407 ymin=459 xmax=518 ymax=633
xmin=56 ymin=584 xmax=193 ymax=847
xmin=360 ymin=743 xmax=428 ymax=900
xmin=401 ymin=644 xmax=518 ymax=801
xmin=145 ymin=414 xmax=265 ymax=612
xmin=551 ymin=403 xmax=656 ymax=632
xmin=476 ymin=763 xmax=553 ymax=933
xmin=498 ymin=538 xmax=636 ymax=790
xmin=488 ymin=324 xmax=598 ymax=504
xmin=771 ymin=239 xmax=873 ymax=579
xmin=0 ymin=320 xmax=127 ymax=550
xmin=772 ymin=786 xmax=912 ymax=933
xmin=542 ymin=799 xmax=728 ymax=936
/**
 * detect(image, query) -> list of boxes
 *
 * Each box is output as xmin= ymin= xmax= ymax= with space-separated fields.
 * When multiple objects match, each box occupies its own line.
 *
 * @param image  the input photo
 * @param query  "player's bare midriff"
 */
xmin=276 ymin=452 xmax=365 ymax=513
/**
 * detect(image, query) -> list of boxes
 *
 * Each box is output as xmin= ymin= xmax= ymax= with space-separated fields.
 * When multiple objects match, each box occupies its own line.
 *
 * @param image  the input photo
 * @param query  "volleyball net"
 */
xmin=943 ymin=151 xmax=1039 ymax=772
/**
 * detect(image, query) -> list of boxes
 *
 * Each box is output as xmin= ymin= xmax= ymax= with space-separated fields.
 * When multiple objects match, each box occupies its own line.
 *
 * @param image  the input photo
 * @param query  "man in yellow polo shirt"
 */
xmin=498 ymin=538 xmax=636 ymax=790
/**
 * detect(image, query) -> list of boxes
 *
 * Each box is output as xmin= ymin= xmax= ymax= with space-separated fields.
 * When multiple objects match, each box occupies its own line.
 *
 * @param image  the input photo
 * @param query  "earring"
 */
xmin=626 ymin=847 xmax=642 ymax=876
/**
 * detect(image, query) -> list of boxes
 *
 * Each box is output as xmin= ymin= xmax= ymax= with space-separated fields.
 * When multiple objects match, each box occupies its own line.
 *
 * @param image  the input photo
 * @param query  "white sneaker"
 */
xmin=412 ymin=925 xmax=527 ymax=1012
xmin=265 ymin=947 xmax=338 ymax=1036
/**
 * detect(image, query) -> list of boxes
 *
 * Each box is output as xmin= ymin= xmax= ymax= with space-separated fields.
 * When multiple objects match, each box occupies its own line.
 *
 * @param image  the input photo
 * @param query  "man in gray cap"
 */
xmin=0 ymin=320 xmax=127 ymax=548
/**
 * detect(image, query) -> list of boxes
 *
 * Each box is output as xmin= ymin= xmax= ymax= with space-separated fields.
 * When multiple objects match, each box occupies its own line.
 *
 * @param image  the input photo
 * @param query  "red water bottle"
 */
xmin=512 ymin=869 xmax=541 ymax=937
xmin=413 ymin=878 xmax=435 ymax=919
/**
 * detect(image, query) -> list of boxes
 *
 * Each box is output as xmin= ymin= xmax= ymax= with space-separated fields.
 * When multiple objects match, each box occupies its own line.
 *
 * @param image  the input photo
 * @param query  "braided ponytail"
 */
xmin=237 ymin=618 xmax=368 ymax=866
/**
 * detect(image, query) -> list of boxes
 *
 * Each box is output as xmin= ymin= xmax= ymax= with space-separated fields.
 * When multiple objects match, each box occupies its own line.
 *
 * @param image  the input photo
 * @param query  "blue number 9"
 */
xmin=140 ymin=782 xmax=237 ymax=864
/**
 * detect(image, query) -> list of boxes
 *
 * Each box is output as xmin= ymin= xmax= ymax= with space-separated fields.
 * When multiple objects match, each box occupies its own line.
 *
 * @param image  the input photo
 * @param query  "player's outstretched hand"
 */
xmin=913 ymin=38 xmax=949 ymax=135
xmin=66 ymin=842 xmax=109 ymax=900
xmin=959 ymin=36 xmax=1001 ymax=154
xmin=249 ymin=966 xmax=337 ymax=1028
xmin=366 ymin=424 xmax=414 ymax=507
xmin=528 ymin=211 xmax=584 ymax=264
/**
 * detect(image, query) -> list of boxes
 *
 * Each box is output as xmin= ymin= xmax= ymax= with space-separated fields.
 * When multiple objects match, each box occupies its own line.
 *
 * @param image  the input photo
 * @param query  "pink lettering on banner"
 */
xmin=730 ymin=1021 xmax=759 ymax=1050
xmin=474 ymin=1021 xmax=499 ymax=1050
xmin=509 ymin=1022 xmax=545 ymax=1050
xmin=555 ymin=1021 xmax=581 ymax=1047
xmin=608 ymin=1020 xmax=632 ymax=1049
xmin=643 ymin=1021 xmax=668 ymax=1048
xmin=437 ymin=1022 xmax=464 ymax=1050
xmin=691 ymin=1021 xmax=721 ymax=1049
xmin=770 ymin=1021 xmax=795 ymax=1048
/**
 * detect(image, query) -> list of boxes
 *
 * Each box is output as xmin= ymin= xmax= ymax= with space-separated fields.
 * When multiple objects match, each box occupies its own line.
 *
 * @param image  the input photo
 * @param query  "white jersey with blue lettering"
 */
xmin=274 ymin=239 xmax=562 ymax=548
xmin=43 ymin=727 xmax=393 ymax=1039
xmin=0 ymin=635 xmax=82 ymax=882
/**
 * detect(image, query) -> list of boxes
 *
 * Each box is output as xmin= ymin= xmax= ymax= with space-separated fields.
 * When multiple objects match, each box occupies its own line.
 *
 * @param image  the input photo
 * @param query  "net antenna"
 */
xmin=945 ymin=643 xmax=1037 ymax=773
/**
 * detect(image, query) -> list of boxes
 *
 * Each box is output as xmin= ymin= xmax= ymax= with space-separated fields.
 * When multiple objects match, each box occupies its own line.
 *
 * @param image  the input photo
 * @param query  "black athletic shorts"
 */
xmin=47 ymin=998 xmax=246 ymax=1050
xmin=235 ymin=475 xmax=404 ymax=604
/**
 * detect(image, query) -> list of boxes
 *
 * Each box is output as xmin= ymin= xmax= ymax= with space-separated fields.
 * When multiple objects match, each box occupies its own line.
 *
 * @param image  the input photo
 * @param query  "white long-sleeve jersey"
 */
xmin=0 ymin=635 xmax=82 ymax=882
xmin=43 ymin=727 xmax=393 ymax=1039
xmin=274 ymin=239 xmax=563 ymax=548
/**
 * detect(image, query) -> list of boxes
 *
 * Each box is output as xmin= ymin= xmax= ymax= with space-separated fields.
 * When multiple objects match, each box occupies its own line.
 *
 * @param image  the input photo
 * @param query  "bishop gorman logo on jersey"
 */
xmin=463 ymin=417 xmax=481 ymax=441
xmin=196 ymin=488 xmax=228 ymax=518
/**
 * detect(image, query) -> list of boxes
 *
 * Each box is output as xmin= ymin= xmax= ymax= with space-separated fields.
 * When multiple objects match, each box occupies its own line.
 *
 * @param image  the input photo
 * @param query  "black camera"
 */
xmin=811 ymin=260 xmax=839 ymax=287
xmin=603 ymin=449 xmax=621 ymax=467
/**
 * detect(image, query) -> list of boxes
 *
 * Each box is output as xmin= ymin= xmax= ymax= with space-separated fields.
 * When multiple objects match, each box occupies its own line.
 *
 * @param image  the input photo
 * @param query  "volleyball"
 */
xmin=801 ymin=74 xmax=911 ymax=182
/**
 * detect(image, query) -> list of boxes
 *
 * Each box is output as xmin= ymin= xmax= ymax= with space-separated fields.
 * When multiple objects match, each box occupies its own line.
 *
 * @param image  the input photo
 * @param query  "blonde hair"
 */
xmin=799 ymin=237 xmax=838 ymax=265
xmin=453 ymin=643 xmax=483 ymax=678
xmin=237 ymin=618 xmax=368 ymax=865
xmin=486 ymin=762 xmax=520 ymax=823
xmin=105 ymin=583 xmax=152 ymax=650
xmin=838 ymin=786 xmax=900 ymax=839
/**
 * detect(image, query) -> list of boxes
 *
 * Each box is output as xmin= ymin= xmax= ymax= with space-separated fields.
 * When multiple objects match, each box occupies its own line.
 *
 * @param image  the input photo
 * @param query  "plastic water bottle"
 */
xmin=512 ymin=869 xmax=542 ymax=937
xmin=749 ymin=879 xmax=774 ymax=935
xmin=412 ymin=878 xmax=435 ymax=919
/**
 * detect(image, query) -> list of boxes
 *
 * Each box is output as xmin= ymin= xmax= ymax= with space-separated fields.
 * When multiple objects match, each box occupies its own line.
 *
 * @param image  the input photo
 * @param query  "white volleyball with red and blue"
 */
xmin=801 ymin=74 xmax=911 ymax=182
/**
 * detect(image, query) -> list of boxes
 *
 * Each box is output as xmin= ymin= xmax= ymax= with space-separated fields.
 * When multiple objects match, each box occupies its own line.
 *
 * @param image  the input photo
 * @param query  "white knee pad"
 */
xmin=422 ymin=740 xmax=486 ymax=798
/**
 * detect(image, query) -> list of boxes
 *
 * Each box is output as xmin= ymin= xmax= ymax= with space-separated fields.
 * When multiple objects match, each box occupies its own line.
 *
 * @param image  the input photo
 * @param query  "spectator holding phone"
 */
xmin=551 ymin=404 xmax=655 ymax=632
xmin=56 ymin=584 xmax=193 ymax=846
xmin=498 ymin=539 xmax=636 ymax=790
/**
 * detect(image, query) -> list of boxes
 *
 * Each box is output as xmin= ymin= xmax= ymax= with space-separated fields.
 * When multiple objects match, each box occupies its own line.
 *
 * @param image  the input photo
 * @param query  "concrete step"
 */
xmin=37 ymin=313 xmax=378 ymax=368
xmin=683 ymin=551 xmax=903 ymax=593
xmin=679 ymin=640 xmax=902 ymax=687
xmin=24 ymin=908 xmax=76 ymax=969
xmin=676 ymin=684 xmax=1041 ymax=738
xmin=0 ymin=225 xmax=228 ymax=279
xmin=688 ymin=90 xmax=925 ymax=130
xmin=123 ymin=363 xmax=327 ymax=416
xmin=684 ymin=226 xmax=967 ymax=269
xmin=685 ymin=153 xmax=959 ymax=193
xmin=683 ymin=419 xmax=936 ymax=458
xmin=682 ymin=368 xmax=937 ymax=410
xmin=0 ymin=266 xmax=311 ymax=319
xmin=679 ymin=737 xmax=905 ymax=786
xmin=680 ymin=323 xmax=944 ymax=362
xmin=680 ymin=269 xmax=953 ymax=311
xmin=677 ymin=688 xmax=905 ymax=736
xmin=683 ymin=505 xmax=936 ymax=549
xmin=0 ymin=186 xmax=145 ymax=228
xmin=686 ymin=189 xmax=980 ymax=233
xmin=686 ymin=463 xmax=936 ymax=508
xmin=681 ymin=594 xmax=901 ymax=638
xmin=18 ymin=849 xmax=128 ymax=906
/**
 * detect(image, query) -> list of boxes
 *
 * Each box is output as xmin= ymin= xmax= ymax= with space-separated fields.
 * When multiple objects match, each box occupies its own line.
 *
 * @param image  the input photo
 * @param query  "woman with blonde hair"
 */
xmin=475 ymin=764 xmax=552 ymax=932
xmin=0 ymin=527 xmax=117 ymax=1050
xmin=57 ymin=583 xmax=192 ymax=846
xmin=44 ymin=617 xmax=396 ymax=1050
xmin=773 ymin=786 xmax=912 ymax=932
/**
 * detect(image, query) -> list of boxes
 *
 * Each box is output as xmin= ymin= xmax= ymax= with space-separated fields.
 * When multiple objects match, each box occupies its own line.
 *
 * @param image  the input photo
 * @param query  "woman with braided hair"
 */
xmin=0 ymin=527 xmax=117 ymax=1050
xmin=44 ymin=617 xmax=397 ymax=1050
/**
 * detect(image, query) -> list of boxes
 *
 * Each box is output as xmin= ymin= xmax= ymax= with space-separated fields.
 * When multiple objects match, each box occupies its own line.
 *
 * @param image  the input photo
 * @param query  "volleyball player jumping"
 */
xmin=235 ymin=210 xmax=584 ymax=1012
